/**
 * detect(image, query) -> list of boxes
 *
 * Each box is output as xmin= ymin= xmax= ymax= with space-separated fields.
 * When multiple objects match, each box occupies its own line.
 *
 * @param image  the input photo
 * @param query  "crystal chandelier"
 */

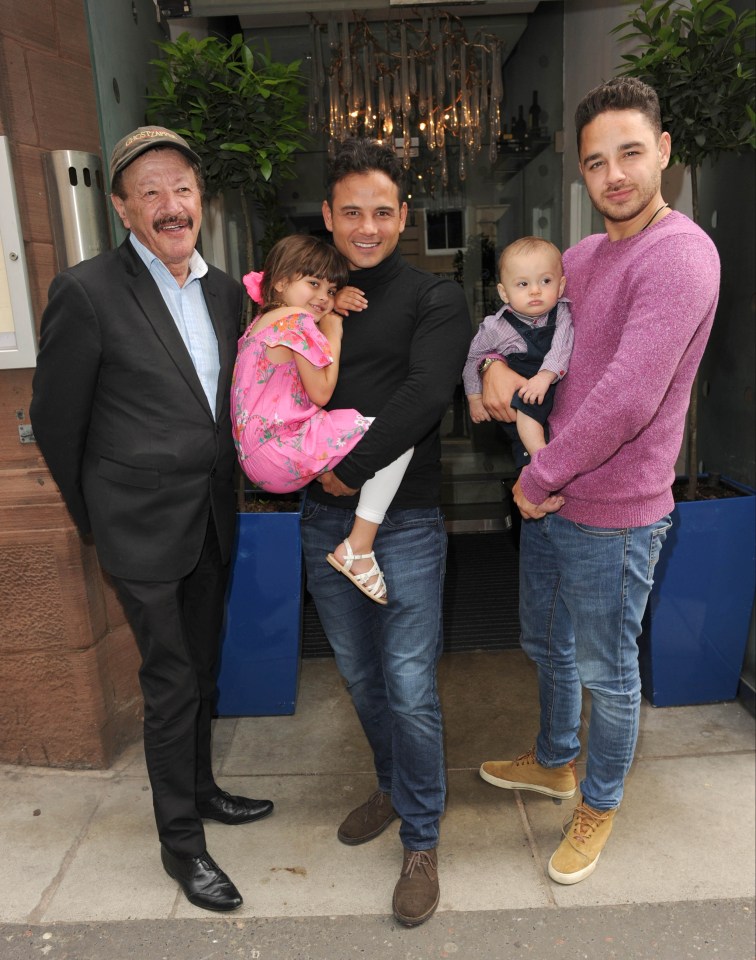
xmin=307 ymin=12 xmax=505 ymax=190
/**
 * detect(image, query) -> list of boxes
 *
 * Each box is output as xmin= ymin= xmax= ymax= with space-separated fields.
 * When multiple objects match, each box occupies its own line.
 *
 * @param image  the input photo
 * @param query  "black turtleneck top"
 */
xmin=308 ymin=246 xmax=471 ymax=509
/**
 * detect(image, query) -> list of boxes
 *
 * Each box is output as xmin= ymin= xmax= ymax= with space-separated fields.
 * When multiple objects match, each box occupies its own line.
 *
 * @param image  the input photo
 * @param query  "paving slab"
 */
xmin=521 ymin=751 xmax=756 ymax=907
xmin=39 ymin=778 xmax=176 ymax=922
xmin=0 ymin=767 xmax=106 ymax=923
xmin=635 ymin=696 xmax=755 ymax=757
xmin=439 ymin=649 xmax=554 ymax=769
xmin=219 ymin=659 xmax=372 ymax=778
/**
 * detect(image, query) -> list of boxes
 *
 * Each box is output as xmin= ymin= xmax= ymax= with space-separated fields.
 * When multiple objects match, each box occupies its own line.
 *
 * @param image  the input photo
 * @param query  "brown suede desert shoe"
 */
xmin=392 ymin=847 xmax=439 ymax=927
xmin=337 ymin=789 xmax=398 ymax=845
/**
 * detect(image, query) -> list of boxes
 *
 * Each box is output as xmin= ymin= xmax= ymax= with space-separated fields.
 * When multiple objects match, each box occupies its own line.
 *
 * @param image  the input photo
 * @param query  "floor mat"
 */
xmin=302 ymin=531 xmax=521 ymax=658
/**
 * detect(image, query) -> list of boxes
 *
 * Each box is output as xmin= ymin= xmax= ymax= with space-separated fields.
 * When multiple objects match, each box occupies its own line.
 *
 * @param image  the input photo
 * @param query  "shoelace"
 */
xmin=402 ymin=851 xmax=436 ymax=878
xmin=361 ymin=790 xmax=388 ymax=821
xmin=564 ymin=802 xmax=611 ymax=845
xmin=513 ymin=747 xmax=538 ymax=766
xmin=513 ymin=748 xmax=575 ymax=776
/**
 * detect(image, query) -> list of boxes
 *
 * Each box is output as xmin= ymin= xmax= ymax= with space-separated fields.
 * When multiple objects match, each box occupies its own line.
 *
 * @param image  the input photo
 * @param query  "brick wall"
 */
xmin=0 ymin=0 xmax=142 ymax=768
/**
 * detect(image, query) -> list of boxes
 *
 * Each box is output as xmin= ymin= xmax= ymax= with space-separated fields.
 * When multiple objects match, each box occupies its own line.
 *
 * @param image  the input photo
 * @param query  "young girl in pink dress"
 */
xmin=232 ymin=235 xmax=413 ymax=605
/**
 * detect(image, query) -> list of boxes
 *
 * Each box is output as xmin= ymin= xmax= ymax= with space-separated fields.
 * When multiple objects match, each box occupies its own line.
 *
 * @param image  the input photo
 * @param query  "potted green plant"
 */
xmin=147 ymin=33 xmax=310 ymax=716
xmin=612 ymin=0 xmax=756 ymax=705
xmin=146 ymin=31 xmax=308 ymax=292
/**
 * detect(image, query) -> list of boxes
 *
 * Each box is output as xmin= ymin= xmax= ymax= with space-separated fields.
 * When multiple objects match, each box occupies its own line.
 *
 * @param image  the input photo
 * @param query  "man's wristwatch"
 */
xmin=479 ymin=357 xmax=503 ymax=376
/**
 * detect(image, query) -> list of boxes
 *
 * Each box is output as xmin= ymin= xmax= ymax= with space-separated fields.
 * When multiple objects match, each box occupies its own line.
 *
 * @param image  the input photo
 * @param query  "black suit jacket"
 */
xmin=31 ymin=239 xmax=244 ymax=581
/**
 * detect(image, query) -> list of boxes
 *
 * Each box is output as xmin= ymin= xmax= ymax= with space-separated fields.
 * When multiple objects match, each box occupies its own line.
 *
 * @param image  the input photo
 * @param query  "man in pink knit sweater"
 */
xmin=478 ymin=78 xmax=720 ymax=884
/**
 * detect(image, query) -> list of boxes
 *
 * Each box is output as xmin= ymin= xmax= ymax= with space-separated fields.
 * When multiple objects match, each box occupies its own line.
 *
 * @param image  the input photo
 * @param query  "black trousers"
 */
xmin=111 ymin=516 xmax=230 ymax=857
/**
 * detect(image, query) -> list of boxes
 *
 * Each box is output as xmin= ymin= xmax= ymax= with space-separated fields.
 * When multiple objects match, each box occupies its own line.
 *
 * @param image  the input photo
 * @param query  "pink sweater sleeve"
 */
xmin=520 ymin=226 xmax=720 ymax=511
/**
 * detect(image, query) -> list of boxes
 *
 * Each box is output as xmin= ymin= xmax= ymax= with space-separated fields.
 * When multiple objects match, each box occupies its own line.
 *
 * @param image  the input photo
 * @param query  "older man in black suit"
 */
xmin=30 ymin=126 xmax=272 ymax=912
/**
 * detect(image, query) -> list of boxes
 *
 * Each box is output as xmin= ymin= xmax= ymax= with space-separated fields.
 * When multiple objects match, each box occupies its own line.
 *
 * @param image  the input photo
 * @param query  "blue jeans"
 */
xmin=519 ymin=513 xmax=672 ymax=810
xmin=301 ymin=498 xmax=447 ymax=850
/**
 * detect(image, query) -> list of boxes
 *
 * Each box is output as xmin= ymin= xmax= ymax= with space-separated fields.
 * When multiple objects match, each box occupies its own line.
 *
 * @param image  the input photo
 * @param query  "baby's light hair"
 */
xmin=498 ymin=236 xmax=564 ymax=278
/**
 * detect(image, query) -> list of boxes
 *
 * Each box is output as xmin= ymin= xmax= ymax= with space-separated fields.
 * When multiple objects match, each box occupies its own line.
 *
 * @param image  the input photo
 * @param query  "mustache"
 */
xmin=153 ymin=215 xmax=193 ymax=231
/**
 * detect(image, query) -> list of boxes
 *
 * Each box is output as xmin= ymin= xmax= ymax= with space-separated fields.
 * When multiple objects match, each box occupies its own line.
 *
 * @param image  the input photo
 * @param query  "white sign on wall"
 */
xmin=0 ymin=136 xmax=37 ymax=369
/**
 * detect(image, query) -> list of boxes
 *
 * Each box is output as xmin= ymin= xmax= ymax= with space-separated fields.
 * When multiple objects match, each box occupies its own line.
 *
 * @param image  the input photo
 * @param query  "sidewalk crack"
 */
xmin=514 ymin=791 xmax=558 ymax=907
xmin=27 ymin=793 xmax=104 ymax=924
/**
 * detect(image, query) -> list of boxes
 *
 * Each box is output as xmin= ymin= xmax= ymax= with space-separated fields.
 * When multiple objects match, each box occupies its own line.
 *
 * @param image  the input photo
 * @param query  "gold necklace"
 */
xmin=641 ymin=202 xmax=669 ymax=231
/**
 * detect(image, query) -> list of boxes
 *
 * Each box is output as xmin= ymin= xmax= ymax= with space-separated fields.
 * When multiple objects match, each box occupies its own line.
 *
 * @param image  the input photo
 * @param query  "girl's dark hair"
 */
xmin=575 ymin=77 xmax=662 ymax=154
xmin=260 ymin=234 xmax=350 ymax=309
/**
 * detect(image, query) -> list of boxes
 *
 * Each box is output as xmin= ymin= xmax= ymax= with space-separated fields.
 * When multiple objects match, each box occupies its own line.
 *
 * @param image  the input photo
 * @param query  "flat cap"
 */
xmin=109 ymin=126 xmax=201 ymax=182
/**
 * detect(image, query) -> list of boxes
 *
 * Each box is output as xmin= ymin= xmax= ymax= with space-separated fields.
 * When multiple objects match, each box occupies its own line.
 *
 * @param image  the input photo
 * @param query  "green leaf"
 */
xmin=614 ymin=0 xmax=755 ymax=182
xmin=146 ymin=22 xmax=308 ymax=272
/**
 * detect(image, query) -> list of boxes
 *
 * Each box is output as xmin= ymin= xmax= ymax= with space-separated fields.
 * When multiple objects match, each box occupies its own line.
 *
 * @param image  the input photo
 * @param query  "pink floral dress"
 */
xmin=232 ymin=310 xmax=369 ymax=493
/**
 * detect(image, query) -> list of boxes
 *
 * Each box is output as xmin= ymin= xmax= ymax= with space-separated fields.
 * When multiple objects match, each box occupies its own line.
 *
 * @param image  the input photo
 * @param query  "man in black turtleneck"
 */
xmin=300 ymin=138 xmax=470 ymax=927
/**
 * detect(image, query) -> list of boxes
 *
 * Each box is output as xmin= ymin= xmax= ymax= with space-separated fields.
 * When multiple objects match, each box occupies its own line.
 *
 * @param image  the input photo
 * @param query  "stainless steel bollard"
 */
xmin=44 ymin=150 xmax=110 ymax=269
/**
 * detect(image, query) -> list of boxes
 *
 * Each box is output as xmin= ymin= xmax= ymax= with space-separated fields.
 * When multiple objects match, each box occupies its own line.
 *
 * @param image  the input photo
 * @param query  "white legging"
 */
xmin=354 ymin=444 xmax=414 ymax=525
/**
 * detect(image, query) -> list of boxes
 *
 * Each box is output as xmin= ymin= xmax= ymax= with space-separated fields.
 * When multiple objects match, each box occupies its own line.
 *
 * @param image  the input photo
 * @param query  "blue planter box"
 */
xmin=638 ymin=477 xmax=756 ymax=707
xmin=216 ymin=508 xmax=303 ymax=716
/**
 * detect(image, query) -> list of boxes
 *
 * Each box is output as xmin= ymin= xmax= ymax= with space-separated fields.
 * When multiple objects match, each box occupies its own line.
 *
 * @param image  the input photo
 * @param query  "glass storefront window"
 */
xmin=202 ymin=2 xmax=564 ymax=523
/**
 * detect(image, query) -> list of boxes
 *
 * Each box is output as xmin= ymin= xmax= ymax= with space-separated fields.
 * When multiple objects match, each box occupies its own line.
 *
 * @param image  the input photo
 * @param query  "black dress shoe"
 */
xmin=160 ymin=846 xmax=242 ymax=912
xmin=197 ymin=789 xmax=274 ymax=825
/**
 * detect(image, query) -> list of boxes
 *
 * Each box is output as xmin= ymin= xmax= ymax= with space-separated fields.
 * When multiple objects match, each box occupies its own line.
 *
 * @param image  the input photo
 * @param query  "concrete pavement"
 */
xmin=1 ymin=650 xmax=754 ymax=958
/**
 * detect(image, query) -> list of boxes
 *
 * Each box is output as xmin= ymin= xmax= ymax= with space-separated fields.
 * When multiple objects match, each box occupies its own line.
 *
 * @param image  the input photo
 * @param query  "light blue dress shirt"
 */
xmin=129 ymin=233 xmax=221 ymax=419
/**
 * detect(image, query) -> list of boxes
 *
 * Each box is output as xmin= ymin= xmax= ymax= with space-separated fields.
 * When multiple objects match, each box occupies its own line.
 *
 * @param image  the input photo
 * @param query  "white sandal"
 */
xmin=326 ymin=538 xmax=388 ymax=605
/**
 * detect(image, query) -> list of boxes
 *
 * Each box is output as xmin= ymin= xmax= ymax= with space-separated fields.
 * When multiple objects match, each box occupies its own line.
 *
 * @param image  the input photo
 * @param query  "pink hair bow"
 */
xmin=243 ymin=270 xmax=264 ymax=304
